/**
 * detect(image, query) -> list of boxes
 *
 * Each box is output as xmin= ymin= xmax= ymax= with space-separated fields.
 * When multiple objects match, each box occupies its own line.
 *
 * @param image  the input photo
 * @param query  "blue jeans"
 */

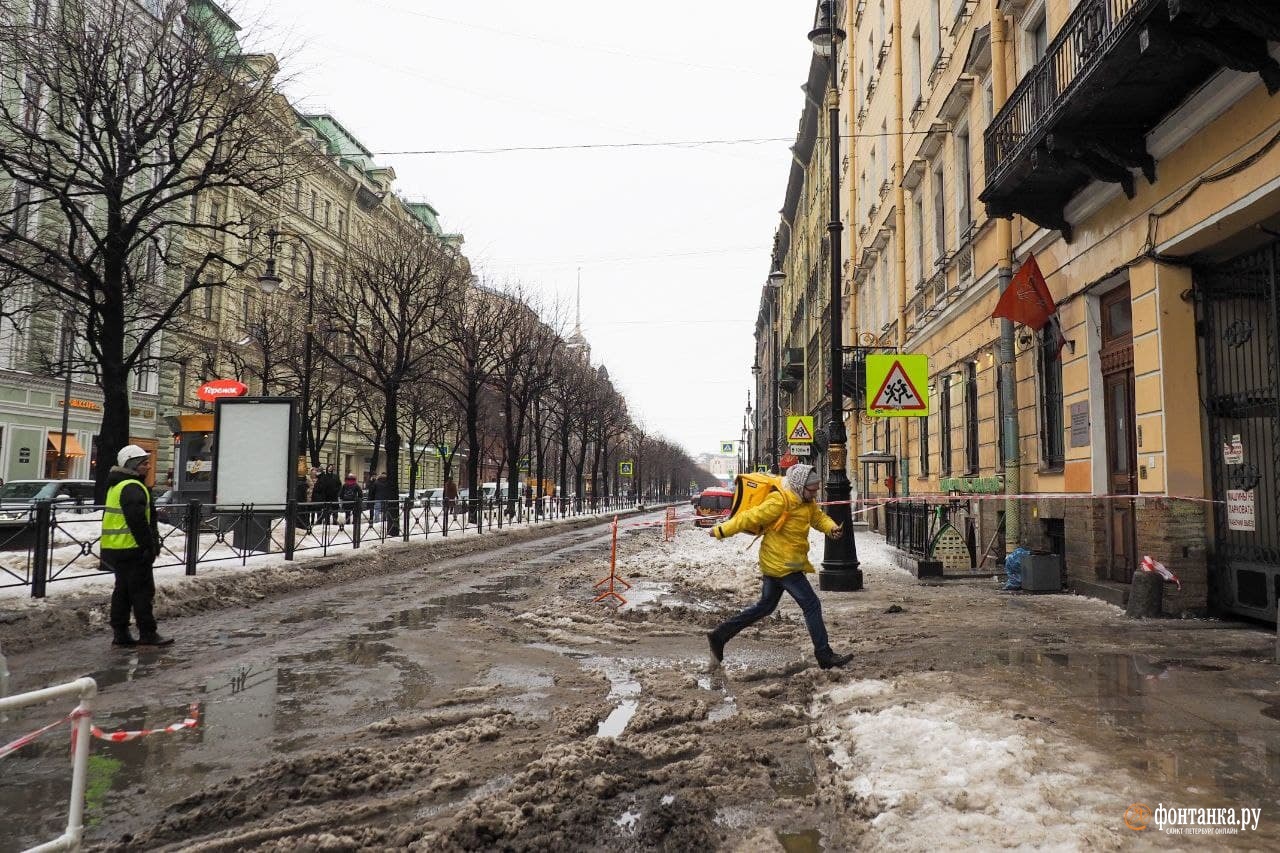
xmin=713 ymin=572 xmax=832 ymax=655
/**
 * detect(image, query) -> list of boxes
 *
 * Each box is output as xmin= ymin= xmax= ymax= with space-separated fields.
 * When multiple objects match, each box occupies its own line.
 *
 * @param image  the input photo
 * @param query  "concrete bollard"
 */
xmin=1125 ymin=570 xmax=1163 ymax=618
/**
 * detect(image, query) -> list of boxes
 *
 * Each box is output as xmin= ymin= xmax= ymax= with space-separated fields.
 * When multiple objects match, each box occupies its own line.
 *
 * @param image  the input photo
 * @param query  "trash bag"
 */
xmin=1003 ymin=546 xmax=1030 ymax=591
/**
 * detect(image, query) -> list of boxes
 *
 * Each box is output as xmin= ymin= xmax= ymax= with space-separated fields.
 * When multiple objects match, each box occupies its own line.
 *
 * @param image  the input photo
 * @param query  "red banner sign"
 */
xmin=196 ymin=379 xmax=248 ymax=402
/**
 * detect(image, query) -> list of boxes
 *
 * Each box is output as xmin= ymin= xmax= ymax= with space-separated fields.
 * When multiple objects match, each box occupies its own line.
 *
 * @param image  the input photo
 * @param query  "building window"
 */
xmin=910 ymin=28 xmax=922 ymax=106
xmin=203 ymin=284 xmax=214 ymax=320
xmin=940 ymin=374 xmax=953 ymax=476
xmin=1023 ymin=1 xmax=1049 ymax=70
xmin=177 ymin=360 xmax=189 ymax=404
xmin=918 ymin=414 xmax=930 ymax=476
xmin=209 ymin=201 xmax=220 ymax=226
xmin=189 ymin=195 xmax=199 ymax=223
xmin=913 ymin=196 xmax=925 ymax=286
xmin=1038 ymin=330 xmax=1065 ymax=468
xmin=324 ymin=199 xmax=331 ymax=229
xmin=12 ymin=182 xmax=32 ymax=236
xmin=337 ymin=209 xmax=346 ymax=235
xmin=293 ymin=181 xmax=301 ymax=210
xmin=965 ymin=362 xmax=979 ymax=474
xmin=932 ymin=164 xmax=946 ymax=263
xmin=310 ymin=191 xmax=318 ymax=220
xmin=995 ymin=356 xmax=1006 ymax=472
xmin=955 ymin=126 xmax=971 ymax=236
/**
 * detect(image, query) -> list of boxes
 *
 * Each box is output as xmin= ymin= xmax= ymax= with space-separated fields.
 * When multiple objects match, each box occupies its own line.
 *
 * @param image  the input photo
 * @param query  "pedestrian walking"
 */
xmin=443 ymin=476 xmax=458 ymax=517
xmin=338 ymin=474 xmax=362 ymax=527
xmin=706 ymin=463 xmax=852 ymax=670
xmin=102 ymin=445 xmax=172 ymax=647
xmin=313 ymin=465 xmax=340 ymax=524
xmin=369 ymin=472 xmax=388 ymax=524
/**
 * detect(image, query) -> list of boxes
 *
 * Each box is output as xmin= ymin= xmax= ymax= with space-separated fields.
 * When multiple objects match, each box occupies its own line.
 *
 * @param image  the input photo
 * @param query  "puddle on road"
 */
xmin=975 ymin=646 xmax=1280 ymax=812
xmin=595 ymin=663 xmax=641 ymax=738
xmin=777 ymin=828 xmax=824 ymax=853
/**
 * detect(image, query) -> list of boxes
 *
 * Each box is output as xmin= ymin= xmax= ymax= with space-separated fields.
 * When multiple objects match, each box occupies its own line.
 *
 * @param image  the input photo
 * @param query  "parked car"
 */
xmin=417 ymin=488 xmax=442 ymax=508
xmin=0 ymin=480 xmax=96 ymax=520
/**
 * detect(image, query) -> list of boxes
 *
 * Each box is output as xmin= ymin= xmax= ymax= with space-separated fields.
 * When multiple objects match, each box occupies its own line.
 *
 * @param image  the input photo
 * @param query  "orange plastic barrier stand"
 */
xmin=593 ymin=515 xmax=631 ymax=605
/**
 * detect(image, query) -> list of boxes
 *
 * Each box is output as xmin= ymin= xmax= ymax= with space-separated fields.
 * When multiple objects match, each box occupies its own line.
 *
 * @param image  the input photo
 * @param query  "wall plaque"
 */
xmin=1069 ymin=401 xmax=1090 ymax=447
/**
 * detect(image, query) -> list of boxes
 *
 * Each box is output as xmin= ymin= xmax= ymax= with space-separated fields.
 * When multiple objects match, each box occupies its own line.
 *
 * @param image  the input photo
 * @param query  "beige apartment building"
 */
xmin=759 ymin=0 xmax=1280 ymax=620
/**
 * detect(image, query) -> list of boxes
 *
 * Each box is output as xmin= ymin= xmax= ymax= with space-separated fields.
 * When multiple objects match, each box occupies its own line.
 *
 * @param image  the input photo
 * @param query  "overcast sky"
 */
xmin=236 ymin=0 xmax=817 ymax=459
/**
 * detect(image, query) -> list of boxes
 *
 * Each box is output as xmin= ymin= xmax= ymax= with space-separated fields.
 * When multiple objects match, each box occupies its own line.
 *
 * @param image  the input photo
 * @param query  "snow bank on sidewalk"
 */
xmin=813 ymin=676 xmax=1132 ymax=851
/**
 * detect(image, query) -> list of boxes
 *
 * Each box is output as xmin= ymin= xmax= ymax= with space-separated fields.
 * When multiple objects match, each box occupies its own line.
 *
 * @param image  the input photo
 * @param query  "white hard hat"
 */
xmin=117 ymin=444 xmax=150 ymax=467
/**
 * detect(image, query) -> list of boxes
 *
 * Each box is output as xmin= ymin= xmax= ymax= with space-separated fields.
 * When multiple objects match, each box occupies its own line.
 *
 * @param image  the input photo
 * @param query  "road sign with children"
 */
xmin=866 ymin=354 xmax=930 ymax=417
xmin=786 ymin=415 xmax=814 ymax=444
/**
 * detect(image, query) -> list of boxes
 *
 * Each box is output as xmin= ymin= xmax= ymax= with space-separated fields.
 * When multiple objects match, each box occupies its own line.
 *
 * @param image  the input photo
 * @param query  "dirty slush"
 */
xmin=3 ymin=512 xmax=1278 ymax=851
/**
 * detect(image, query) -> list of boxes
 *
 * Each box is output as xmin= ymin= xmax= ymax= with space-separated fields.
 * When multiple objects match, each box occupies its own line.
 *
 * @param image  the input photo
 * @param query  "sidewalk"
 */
xmin=808 ymin=533 xmax=1280 ymax=848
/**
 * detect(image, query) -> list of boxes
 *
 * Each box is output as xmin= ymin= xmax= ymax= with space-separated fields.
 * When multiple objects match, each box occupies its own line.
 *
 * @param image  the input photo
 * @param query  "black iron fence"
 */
xmin=0 ymin=494 xmax=639 ymax=598
xmin=884 ymin=500 xmax=932 ymax=557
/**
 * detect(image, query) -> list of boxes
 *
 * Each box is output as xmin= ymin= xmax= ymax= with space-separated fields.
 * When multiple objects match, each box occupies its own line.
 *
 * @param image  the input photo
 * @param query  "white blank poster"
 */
xmin=214 ymin=400 xmax=293 ymax=506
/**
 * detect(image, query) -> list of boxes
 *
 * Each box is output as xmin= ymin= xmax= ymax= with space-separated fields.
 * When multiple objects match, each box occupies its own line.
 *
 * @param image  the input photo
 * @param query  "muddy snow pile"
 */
xmin=811 ymin=673 xmax=1137 ymax=851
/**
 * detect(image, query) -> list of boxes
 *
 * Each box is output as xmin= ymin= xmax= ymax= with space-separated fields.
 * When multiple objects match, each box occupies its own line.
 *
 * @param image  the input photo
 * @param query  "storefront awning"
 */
xmin=46 ymin=432 xmax=86 ymax=458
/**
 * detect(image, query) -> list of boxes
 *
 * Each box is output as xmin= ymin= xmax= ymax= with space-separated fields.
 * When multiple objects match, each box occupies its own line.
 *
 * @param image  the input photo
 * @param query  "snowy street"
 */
xmin=2 ymin=510 xmax=1278 ymax=850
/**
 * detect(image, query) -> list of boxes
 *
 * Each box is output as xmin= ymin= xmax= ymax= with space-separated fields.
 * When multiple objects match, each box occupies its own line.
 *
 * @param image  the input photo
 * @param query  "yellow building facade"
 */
xmin=761 ymin=0 xmax=1280 ymax=619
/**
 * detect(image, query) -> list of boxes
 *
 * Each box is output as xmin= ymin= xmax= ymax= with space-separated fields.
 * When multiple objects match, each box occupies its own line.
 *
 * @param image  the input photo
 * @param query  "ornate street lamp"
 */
xmin=257 ymin=227 xmax=316 ymax=469
xmin=809 ymin=0 xmax=861 ymax=591
xmin=767 ymin=269 xmax=784 ymax=473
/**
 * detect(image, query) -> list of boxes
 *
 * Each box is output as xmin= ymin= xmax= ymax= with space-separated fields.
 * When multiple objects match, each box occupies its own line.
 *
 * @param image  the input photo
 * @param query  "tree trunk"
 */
xmin=94 ymin=296 xmax=130 ymax=504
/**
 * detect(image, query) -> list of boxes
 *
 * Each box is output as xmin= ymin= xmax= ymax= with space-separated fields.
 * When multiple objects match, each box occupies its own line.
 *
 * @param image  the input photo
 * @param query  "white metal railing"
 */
xmin=0 ymin=676 xmax=97 ymax=852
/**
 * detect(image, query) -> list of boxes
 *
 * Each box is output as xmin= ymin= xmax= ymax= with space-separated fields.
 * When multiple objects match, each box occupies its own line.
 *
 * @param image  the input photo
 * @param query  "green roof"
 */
xmin=187 ymin=0 xmax=243 ymax=57
xmin=301 ymin=114 xmax=376 ymax=172
xmin=405 ymin=202 xmax=442 ymax=235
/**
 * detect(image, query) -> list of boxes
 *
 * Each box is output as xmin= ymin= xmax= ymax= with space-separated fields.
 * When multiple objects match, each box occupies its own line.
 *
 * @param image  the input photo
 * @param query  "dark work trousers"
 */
xmin=108 ymin=552 xmax=158 ymax=636
xmin=711 ymin=571 xmax=832 ymax=655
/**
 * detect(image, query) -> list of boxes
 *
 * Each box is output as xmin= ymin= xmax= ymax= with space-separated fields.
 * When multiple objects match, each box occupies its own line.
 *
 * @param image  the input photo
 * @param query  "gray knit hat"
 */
xmin=783 ymin=463 xmax=820 ymax=501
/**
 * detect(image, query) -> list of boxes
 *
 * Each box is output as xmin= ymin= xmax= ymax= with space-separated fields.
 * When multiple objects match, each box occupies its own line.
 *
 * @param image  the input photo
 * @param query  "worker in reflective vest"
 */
xmin=103 ymin=444 xmax=171 ymax=647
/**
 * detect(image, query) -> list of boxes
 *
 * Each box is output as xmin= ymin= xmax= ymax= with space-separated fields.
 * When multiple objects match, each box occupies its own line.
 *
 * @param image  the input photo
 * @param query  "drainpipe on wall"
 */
xmin=894 ymin=0 xmax=910 ymax=498
xmin=991 ymin=0 xmax=1021 ymax=552
xmin=846 ymin=0 xmax=860 ymax=487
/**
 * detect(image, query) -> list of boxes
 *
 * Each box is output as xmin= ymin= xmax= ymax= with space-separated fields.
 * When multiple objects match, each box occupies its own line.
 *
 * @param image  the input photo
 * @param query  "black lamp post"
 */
xmin=746 ymin=390 xmax=755 ymax=470
xmin=257 ymin=227 xmax=316 ymax=469
xmin=809 ymin=0 xmax=861 ymax=591
xmin=767 ymin=269 xmax=784 ymax=473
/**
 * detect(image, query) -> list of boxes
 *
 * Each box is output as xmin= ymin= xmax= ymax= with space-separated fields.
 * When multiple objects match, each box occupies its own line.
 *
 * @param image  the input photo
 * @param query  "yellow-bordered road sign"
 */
xmin=620 ymin=460 xmax=634 ymax=477
xmin=720 ymin=441 xmax=735 ymax=454
xmin=866 ymin=354 xmax=930 ymax=417
xmin=785 ymin=415 xmax=815 ymax=444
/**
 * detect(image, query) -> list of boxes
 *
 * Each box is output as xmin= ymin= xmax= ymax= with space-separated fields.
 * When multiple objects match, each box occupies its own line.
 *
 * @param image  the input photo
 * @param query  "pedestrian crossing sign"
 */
xmin=866 ymin=354 xmax=930 ymax=417
xmin=620 ymin=460 xmax=633 ymax=477
xmin=786 ymin=415 xmax=815 ymax=444
xmin=721 ymin=441 xmax=735 ymax=454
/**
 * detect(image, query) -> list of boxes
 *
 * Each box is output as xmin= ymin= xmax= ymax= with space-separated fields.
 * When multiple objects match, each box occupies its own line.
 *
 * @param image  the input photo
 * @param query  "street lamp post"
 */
xmin=746 ymin=391 xmax=754 ymax=470
xmin=809 ymin=0 xmax=861 ymax=591
xmin=257 ymin=227 xmax=316 ymax=469
xmin=767 ymin=269 xmax=784 ymax=472
xmin=750 ymin=362 xmax=761 ymax=470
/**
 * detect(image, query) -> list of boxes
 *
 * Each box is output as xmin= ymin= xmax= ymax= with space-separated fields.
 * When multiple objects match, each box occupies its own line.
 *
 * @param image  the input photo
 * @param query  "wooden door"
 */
xmin=1104 ymin=368 xmax=1137 ymax=581
xmin=1100 ymin=285 xmax=1136 ymax=583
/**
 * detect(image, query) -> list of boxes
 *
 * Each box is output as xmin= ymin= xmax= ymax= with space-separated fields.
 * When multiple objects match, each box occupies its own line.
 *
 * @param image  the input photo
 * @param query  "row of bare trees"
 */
xmin=0 ymin=0 xmax=719 ymax=502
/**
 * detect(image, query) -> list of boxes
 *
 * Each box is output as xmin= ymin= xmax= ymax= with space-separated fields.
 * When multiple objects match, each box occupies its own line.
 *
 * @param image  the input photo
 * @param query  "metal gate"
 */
xmin=1197 ymin=239 xmax=1280 ymax=621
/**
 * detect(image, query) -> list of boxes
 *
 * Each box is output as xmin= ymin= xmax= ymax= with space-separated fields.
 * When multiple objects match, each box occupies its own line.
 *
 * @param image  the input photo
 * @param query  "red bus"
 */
xmin=694 ymin=486 xmax=734 ymax=528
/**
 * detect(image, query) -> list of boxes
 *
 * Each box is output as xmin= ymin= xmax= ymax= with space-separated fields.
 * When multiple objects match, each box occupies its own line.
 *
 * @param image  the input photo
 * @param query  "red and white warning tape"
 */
xmin=0 ymin=703 xmax=200 ymax=760
xmin=90 ymin=703 xmax=200 ymax=743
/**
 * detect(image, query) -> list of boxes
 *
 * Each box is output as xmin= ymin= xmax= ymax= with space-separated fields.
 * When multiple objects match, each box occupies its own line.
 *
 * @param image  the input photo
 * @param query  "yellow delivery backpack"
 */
xmin=728 ymin=472 xmax=790 ymax=536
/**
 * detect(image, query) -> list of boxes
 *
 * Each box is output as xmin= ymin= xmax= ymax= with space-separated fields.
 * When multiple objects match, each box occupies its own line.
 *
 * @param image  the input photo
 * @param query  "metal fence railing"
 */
xmin=0 ymin=495 xmax=641 ymax=598
xmin=884 ymin=500 xmax=932 ymax=557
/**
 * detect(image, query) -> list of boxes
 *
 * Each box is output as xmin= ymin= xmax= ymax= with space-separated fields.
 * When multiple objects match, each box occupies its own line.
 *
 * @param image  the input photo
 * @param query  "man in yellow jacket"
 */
xmin=707 ymin=463 xmax=853 ymax=670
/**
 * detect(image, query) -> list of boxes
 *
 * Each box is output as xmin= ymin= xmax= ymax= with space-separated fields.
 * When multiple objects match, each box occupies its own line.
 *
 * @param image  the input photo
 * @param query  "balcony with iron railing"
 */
xmin=980 ymin=0 xmax=1280 ymax=241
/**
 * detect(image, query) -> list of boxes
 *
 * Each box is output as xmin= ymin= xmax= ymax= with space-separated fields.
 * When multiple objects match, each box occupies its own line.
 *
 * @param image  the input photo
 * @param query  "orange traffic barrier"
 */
xmin=663 ymin=507 xmax=677 ymax=541
xmin=593 ymin=515 xmax=631 ymax=606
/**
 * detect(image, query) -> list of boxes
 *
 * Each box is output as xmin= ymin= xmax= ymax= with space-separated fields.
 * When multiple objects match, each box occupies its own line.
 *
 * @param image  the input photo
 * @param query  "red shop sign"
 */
xmin=196 ymin=379 xmax=248 ymax=402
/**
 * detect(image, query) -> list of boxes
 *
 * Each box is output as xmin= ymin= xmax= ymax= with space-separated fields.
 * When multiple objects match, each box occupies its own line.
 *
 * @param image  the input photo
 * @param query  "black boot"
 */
xmin=707 ymin=629 xmax=727 ymax=665
xmin=816 ymin=649 xmax=853 ymax=670
xmin=137 ymin=633 xmax=174 ymax=647
xmin=112 ymin=630 xmax=137 ymax=647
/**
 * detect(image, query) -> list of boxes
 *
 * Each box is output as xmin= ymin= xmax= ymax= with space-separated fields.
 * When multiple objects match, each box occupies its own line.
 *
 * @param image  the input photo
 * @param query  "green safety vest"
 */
xmin=101 ymin=478 xmax=150 ymax=551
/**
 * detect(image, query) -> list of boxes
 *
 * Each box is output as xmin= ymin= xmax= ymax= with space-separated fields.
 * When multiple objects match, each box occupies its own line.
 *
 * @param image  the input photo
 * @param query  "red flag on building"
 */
xmin=991 ymin=252 xmax=1065 ymax=355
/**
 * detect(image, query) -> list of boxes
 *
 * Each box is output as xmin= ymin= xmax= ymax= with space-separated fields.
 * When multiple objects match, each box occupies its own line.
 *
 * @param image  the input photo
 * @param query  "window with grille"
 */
xmin=1038 ymin=328 xmax=1065 ymax=468
xmin=940 ymin=374 xmax=952 ymax=476
xmin=918 ymin=414 xmax=930 ymax=476
xmin=965 ymin=362 xmax=979 ymax=474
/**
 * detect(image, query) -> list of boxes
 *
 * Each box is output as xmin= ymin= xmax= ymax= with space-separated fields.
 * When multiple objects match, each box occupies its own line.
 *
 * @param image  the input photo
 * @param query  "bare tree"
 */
xmin=313 ymin=220 xmax=461 ymax=513
xmin=0 ymin=0 xmax=299 ymax=496
xmin=435 ymin=281 xmax=523 ymax=500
